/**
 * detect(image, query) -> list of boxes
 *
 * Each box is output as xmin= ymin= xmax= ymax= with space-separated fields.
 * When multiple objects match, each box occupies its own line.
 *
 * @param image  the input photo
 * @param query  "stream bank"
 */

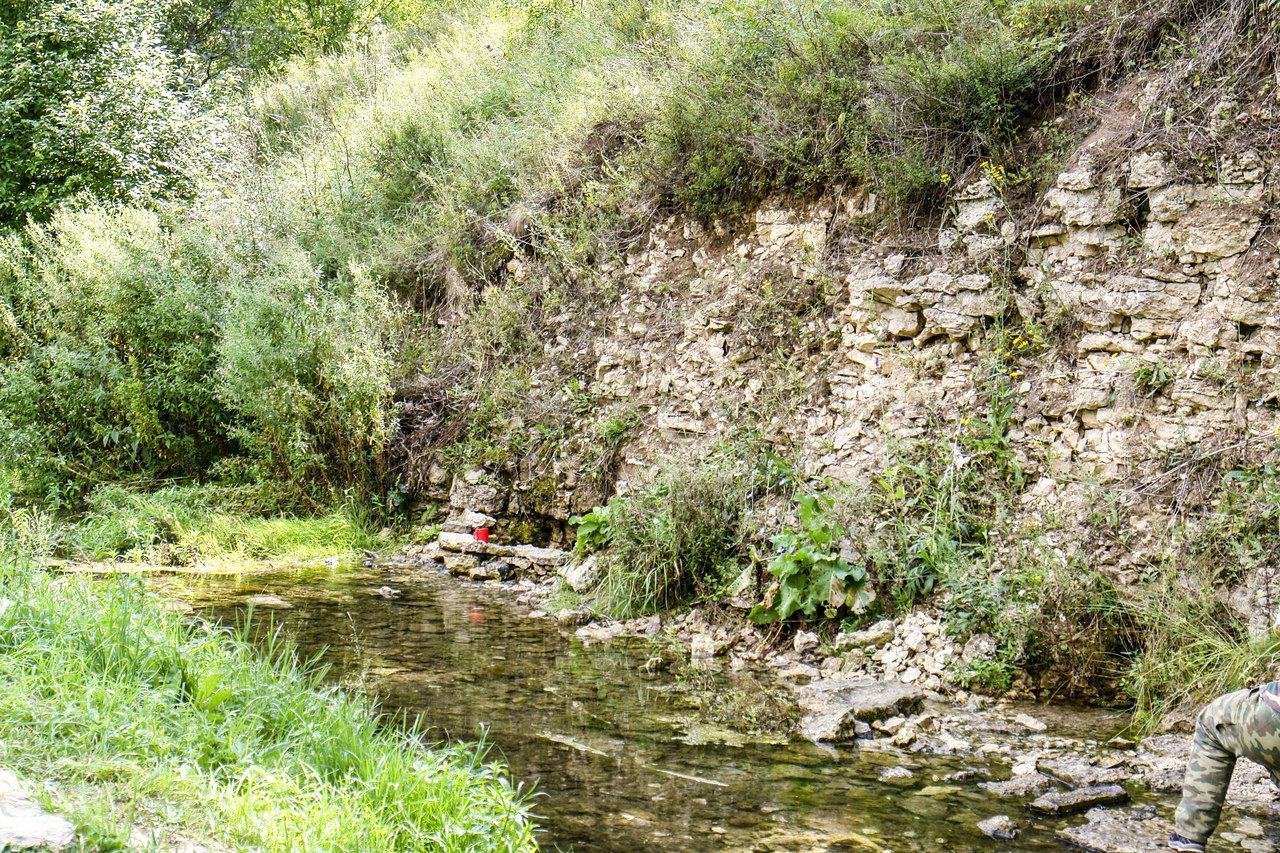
xmin=157 ymin=558 xmax=1278 ymax=852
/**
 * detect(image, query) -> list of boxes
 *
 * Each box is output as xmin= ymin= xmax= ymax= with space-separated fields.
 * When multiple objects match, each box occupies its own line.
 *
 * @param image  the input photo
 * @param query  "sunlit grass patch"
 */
xmin=61 ymin=483 xmax=381 ymax=565
xmin=0 ymin=554 xmax=534 ymax=851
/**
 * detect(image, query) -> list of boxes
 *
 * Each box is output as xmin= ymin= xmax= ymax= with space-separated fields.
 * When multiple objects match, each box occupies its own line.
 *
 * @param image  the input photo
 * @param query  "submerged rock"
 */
xmin=878 ymin=765 xmax=914 ymax=782
xmin=1055 ymin=805 xmax=1169 ymax=852
xmin=1013 ymin=712 xmax=1047 ymax=732
xmin=976 ymin=814 xmax=1020 ymax=840
xmin=245 ymin=594 xmax=292 ymax=609
xmin=796 ymin=679 xmax=926 ymax=743
xmin=1028 ymin=783 xmax=1129 ymax=816
xmin=979 ymin=771 xmax=1056 ymax=798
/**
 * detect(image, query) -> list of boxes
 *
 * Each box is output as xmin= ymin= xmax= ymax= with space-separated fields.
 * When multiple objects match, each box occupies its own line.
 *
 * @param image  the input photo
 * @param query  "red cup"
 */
xmin=474 ymin=528 xmax=490 ymax=542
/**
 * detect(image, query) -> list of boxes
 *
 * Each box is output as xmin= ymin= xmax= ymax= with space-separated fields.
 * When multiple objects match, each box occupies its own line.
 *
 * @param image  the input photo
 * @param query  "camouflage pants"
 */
xmin=1175 ymin=686 xmax=1280 ymax=844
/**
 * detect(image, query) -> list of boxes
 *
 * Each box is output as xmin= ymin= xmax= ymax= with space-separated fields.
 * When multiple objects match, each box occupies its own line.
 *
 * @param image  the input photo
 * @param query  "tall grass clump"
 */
xmin=573 ymin=443 xmax=793 ymax=616
xmin=0 ymin=538 xmax=533 ymax=850
xmin=1125 ymin=590 xmax=1280 ymax=735
xmin=1122 ymin=461 xmax=1280 ymax=732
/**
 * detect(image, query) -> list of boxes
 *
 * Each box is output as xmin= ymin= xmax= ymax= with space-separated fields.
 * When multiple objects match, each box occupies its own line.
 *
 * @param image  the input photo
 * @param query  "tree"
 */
xmin=0 ymin=0 xmax=211 ymax=226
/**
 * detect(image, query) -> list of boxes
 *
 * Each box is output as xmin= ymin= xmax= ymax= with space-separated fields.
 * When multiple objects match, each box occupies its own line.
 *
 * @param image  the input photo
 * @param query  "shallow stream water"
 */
xmin=165 ymin=563 xmax=1152 ymax=852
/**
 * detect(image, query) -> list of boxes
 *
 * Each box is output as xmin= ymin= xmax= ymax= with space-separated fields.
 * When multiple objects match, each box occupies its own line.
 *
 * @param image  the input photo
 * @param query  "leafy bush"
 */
xmin=589 ymin=459 xmax=749 ymax=616
xmin=568 ymin=504 xmax=613 ymax=555
xmin=0 ymin=207 xmax=228 ymax=496
xmin=219 ymin=263 xmax=402 ymax=497
xmin=567 ymin=439 xmax=793 ymax=617
xmin=750 ymin=493 xmax=872 ymax=623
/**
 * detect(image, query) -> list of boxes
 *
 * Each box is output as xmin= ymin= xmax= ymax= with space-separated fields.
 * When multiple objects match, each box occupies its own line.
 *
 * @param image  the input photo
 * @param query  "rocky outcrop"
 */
xmin=795 ymin=679 xmax=925 ymax=742
xmin=396 ymin=77 xmax=1280 ymax=702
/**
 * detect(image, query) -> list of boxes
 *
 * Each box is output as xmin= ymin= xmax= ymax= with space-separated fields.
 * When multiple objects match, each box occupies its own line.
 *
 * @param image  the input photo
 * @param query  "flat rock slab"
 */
xmin=796 ymin=679 xmax=926 ymax=743
xmin=244 ymin=594 xmax=291 ymax=609
xmin=1029 ymin=784 xmax=1129 ymax=816
xmin=0 ymin=769 xmax=75 ymax=851
xmin=437 ymin=532 xmax=515 ymax=558
xmin=979 ymin=771 xmax=1057 ymax=798
xmin=1055 ymin=806 xmax=1170 ymax=852
xmin=436 ymin=534 xmax=569 ymax=567
xmin=1038 ymin=756 xmax=1132 ymax=787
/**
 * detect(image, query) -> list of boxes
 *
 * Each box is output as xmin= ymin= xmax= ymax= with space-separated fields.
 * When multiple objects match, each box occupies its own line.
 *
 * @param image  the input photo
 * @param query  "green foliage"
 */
xmin=857 ymin=354 xmax=1025 ymax=610
xmin=0 ymin=0 xmax=215 ymax=225
xmin=0 ymin=545 xmax=533 ymax=850
xmin=219 ymin=263 xmax=401 ymax=496
xmin=575 ymin=442 xmax=790 ymax=617
xmin=1133 ymin=358 xmax=1174 ymax=397
xmin=0 ymin=205 xmax=403 ymax=504
xmin=0 ymin=207 xmax=228 ymax=495
xmin=568 ymin=504 xmax=613 ymax=556
xmin=1124 ymin=566 xmax=1280 ymax=735
xmin=161 ymin=0 xmax=439 ymax=81
xmin=750 ymin=493 xmax=872 ymax=623
xmin=61 ymin=483 xmax=379 ymax=563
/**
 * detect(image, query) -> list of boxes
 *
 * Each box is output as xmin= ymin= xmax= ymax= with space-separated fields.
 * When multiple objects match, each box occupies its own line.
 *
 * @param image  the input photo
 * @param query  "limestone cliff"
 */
xmin=398 ymin=70 xmax=1280 ymax=684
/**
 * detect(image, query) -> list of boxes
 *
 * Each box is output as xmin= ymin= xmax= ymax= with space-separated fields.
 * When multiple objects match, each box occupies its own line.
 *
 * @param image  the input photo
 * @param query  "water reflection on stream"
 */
xmin=167 ymin=563 xmax=1135 ymax=852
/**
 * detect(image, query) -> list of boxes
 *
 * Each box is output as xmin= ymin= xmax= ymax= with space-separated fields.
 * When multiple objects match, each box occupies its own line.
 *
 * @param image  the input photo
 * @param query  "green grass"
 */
xmin=59 ymin=483 xmax=381 ymax=565
xmin=1125 ymin=598 xmax=1280 ymax=736
xmin=0 ymin=550 xmax=533 ymax=851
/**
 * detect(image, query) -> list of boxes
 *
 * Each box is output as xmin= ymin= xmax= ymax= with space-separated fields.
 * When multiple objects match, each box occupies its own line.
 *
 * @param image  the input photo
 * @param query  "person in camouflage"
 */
xmin=1170 ymin=681 xmax=1280 ymax=852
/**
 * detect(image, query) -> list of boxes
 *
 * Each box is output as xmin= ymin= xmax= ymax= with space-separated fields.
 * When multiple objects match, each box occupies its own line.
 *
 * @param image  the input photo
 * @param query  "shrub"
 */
xmin=569 ymin=437 xmax=797 ymax=618
xmin=219 ymin=263 xmax=402 ymax=498
xmin=60 ymin=482 xmax=379 ymax=563
xmin=0 ymin=207 xmax=228 ymax=496
xmin=0 ymin=0 xmax=215 ymax=224
xmin=589 ymin=459 xmax=749 ymax=616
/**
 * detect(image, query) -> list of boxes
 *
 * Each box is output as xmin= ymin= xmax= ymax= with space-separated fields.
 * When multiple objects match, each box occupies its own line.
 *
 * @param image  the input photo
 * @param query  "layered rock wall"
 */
xmin=416 ymin=82 xmax=1280 ymax=632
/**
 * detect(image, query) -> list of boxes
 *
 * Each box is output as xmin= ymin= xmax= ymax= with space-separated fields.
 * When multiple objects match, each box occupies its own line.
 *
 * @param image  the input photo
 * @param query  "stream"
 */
xmin=163 ymin=562 xmax=1161 ymax=852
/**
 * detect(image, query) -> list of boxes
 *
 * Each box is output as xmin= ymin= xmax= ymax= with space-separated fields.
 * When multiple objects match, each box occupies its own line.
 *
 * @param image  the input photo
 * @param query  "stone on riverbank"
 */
xmin=834 ymin=619 xmax=895 ymax=650
xmin=1028 ymin=784 xmax=1129 ymax=816
xmin=796 ymin=679 xmax=926 ymax=743
xmin=1038 ymin=756 xmax=1131 ymax=787
xmin=0 ymin=769 xmax=75 ymax=852
xmin=561 ymin=555 xmax=600 ymax=593
xmin=441 ymin=511 xmax=498 ymax=534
